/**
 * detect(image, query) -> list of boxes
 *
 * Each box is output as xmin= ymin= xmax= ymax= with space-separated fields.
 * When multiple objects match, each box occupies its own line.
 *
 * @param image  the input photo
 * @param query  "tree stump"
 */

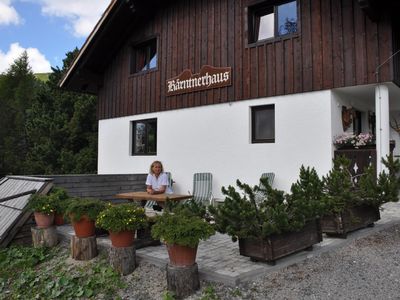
xmin=109 ymin=245 xmax=136 ymax=275
xmin=166 ymin=263 xmax=200 ymax=299
xmin=71 ymin=235 xmax=98 ymax=260
xmin=31 ymin=226 xmax=58 ymax=248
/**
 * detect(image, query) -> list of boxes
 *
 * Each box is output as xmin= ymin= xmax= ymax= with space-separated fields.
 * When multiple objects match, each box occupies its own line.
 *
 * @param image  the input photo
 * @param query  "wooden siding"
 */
xmin=97 ymin=0 xmax=395 ymax=120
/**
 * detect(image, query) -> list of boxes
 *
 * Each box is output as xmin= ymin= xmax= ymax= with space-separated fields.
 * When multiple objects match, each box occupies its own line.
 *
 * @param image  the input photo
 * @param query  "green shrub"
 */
xmin=26 ymin=194 xmax=55 ymax=214
xmin=209 ymin=166 xmax=326 ymax=241
xmin=151 ymin=210 xmax=215 ymax=248
xmin=48 ymin=187 xmax=71 ymax=214
xmin=65 ymin=198 xmax=106 ymax=222
xmin=96 ymin=203 xmax=146 ymax=232
xmin=323 ymin=155 xmax=400 ymax=213
xmin=165 ymin=199 xmax=207 ymax=218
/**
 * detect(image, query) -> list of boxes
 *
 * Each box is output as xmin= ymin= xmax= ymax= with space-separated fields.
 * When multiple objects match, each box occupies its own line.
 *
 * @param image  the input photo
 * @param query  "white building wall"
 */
xmin=98 ymin=90 xmax=333 ymax=198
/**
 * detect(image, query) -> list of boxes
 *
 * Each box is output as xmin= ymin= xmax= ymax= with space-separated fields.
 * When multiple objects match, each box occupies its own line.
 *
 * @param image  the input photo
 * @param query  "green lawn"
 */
xmin=34 ymin=73 xmax=50 ymax=82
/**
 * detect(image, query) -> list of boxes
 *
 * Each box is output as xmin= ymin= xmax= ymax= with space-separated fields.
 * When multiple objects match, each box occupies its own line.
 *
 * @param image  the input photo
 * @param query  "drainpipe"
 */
xmin=375 ymin=84 xmax=389 ymax=175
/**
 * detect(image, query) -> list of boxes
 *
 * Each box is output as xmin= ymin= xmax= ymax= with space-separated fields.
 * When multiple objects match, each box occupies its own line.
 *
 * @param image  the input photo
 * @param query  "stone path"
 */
xmin=57 ymin=202 xmax=400 ymax=286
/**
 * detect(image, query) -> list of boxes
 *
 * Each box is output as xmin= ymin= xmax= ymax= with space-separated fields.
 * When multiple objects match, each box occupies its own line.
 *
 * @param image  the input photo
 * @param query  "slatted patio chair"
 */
xmin=189 ymin=172 xmax=213 ymax=205
xmin=145 ymin=172 xmax=174 ymax=210
xmin=254 ymin=172 xmax=275 ymax=205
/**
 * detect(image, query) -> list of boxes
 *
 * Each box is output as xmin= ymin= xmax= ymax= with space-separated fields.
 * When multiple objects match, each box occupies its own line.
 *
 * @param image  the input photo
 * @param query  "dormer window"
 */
xmin=131 ymin=38 xmax=157 ymax=74
xmin=249 ymin=0 xmax=298 ymax=44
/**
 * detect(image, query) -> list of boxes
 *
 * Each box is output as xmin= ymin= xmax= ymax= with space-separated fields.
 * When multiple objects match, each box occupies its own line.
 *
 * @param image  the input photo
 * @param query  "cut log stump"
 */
xmin=166 ymin=263 xmax=200 ymax=299
xmin=109 ymin=245 xmax=136 ymax=275
xmin=71 ymin=235 xmax=97 ymax=261
xmin=31 ymin=226 xmax=58 ymax=248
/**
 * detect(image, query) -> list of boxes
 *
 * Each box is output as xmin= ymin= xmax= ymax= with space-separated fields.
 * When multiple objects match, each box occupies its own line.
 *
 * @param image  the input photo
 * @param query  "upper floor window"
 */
xmin=131 ymin=38 xmax=157 ymax=74
xmin=131 ymin=118 xmax=157 ymax=155
xmin=251 ymin=104 xmax=275 ymax=143
xmin=249 ymin=0 xmax=298 ymax=43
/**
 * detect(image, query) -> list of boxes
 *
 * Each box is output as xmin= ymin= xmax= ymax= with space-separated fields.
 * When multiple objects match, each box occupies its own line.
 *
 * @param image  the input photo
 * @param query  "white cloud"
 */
xmin=0 ymin=42 xmax=51 ymax=74
xmin=0 ymin=0 xmax=21 ymax=25
xmin=37 ymin=0 xmax=110 ymax=37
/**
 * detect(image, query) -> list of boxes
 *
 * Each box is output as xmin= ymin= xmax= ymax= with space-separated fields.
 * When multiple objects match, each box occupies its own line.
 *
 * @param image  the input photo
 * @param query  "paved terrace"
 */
xmin=57 ymin=202 xmax=400 ymax=286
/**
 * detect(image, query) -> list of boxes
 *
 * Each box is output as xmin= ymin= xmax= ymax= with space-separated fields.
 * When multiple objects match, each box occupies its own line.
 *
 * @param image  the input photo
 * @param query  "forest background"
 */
xmin=0 ymin=49 xmax=97 ymax=177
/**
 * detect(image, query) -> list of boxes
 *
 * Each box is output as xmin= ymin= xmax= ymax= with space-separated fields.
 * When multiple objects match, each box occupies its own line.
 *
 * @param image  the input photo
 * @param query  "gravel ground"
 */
xmin=118 ymin=223 xmax=400 ymax=300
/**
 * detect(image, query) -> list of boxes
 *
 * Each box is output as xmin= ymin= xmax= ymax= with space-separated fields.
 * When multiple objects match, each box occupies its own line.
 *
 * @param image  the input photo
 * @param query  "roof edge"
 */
xmin=59 ymin=0 xmax=118 ymax=89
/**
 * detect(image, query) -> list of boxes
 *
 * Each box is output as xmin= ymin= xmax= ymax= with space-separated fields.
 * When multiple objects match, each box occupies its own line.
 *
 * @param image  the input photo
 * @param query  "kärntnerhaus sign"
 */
xmin=166 ymin=65 xmax=232 ymax=96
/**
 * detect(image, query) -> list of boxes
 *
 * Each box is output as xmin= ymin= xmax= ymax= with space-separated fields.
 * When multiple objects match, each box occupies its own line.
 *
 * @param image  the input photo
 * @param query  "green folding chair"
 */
xmin=255 ymin=172 xmax=275 ymax=204
xmin=190 ymin=172 xmax=213 ymax=205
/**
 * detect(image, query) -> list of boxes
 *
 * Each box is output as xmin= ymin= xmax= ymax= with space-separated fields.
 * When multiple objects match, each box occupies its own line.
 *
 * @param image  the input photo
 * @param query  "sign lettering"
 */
xmin=166 ymin=65 xmax=232 ymax=96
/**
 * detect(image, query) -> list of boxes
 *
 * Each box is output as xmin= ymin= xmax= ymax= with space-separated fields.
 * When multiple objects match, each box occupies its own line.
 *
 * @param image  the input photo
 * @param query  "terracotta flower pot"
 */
xmin=109 ymin=230 xmax=135 ymax=247
xmin=54 ymin=213 xmax=65 ymax=226
xmin=167 ymin=244 xmax=198 ymax=267
xmin=34 ymin=212 xmax=55 ymax=228
xmin=71 ymin=215 xmax=95 ymax=238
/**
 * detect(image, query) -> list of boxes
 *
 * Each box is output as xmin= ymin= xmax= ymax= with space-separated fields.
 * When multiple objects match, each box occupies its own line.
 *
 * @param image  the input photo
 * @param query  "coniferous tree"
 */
xmin=25 ymin=48 xmax=97 ymax=174
xmin=0 ymin=51 xmax=38 ymax=176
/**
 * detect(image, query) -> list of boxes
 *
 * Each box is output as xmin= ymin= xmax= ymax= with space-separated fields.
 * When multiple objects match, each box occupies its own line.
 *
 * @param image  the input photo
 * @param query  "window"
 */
xmin=132 ymin=118 xmax=157 ymax=155
xmin=131 ymin=38 xmax=157 ymax=74
xmin=353 ymin=110 xmax=362 ymax=135
xmin=249 ymin=0 xmax=297 ymax=43
xmin=252 ymin=105 xmax=275 ymax=143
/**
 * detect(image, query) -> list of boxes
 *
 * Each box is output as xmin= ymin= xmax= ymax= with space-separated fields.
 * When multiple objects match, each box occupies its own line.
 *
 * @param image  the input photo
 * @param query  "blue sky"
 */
xmin=0 ymin=0 xmax=110 ymax=74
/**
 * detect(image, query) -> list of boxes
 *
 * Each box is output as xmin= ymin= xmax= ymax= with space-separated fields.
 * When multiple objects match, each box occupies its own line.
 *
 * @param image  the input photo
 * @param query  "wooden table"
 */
xmin=115 ymin=191 xmax=193 ymax=207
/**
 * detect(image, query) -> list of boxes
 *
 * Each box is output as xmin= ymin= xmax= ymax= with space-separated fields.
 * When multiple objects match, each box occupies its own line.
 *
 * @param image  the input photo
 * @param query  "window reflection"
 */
xmin=277 ymin=1 xmax=297 ymax=36
xmin=132 ymin=119 xmax=157 ymax=155
xmin=132 ymin=38 xmax=157 ymax=74
xmin=250 ymin=0 xmax=297 ymax=43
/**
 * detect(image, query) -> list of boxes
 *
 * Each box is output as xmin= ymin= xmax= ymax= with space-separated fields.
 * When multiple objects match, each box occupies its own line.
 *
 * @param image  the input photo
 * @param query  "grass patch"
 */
xmin=0 ymin=245 xmax=126 ymax=299
xmin=34 ymin=73 xmax=50 ymax=82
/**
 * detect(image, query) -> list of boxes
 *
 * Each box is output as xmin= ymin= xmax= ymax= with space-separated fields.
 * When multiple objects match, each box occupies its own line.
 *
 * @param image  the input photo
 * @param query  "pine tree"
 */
xmin=322 ymin=156 xmax=355 ymax=213
xmin=0 ymin=51 xmax=38 ymax=176
xmin=25 ymin=48 xmax=97 ymax=174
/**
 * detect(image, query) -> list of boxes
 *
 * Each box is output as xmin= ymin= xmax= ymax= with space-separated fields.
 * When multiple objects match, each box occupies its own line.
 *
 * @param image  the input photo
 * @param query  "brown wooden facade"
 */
xmin=91 ymin=0 xmax=398 ymax=120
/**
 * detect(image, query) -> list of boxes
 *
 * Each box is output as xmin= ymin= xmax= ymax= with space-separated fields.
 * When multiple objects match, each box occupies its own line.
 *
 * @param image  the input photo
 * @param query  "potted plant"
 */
xmin=96 ymin=203 xmax=146 ymax=247
xmin=65 ymin=198 xmax=106 ymax=238
xmin=48 ymin=187 xmax=70 ymax=226
xmin=151 ymin=208 xmax=215 ymax=267
xmin=26 ymin=194 xmax=56 ymax=228
xmin=321 ymin=155 xmax=400 ymax=237
xmin=209 ymin=166 xmax=326 ymax=265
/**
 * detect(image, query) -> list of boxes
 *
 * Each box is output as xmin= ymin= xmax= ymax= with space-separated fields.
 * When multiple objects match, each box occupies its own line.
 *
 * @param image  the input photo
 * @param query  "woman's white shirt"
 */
xmin=146 ymin=172 xmax=173 ymax=194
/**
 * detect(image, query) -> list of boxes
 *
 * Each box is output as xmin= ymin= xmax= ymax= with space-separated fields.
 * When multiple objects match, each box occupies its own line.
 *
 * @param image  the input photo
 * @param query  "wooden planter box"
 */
xmin=238 ymin=219 xmax=322 ymax=265
xmin=321 ymin=205 xmax=380 ymax=238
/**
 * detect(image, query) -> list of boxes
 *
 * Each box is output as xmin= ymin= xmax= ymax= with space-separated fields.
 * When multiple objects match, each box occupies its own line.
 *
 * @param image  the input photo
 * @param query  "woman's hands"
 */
xmin=147 ymin=185 xmax=167 ymax=195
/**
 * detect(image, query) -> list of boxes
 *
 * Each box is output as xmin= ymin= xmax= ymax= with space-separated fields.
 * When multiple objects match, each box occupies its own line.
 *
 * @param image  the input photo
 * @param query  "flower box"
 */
xmin=238 ymin=219 xmax=322 ymax=265
xmin=321 ymin=205 xmax=380 ymax=238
